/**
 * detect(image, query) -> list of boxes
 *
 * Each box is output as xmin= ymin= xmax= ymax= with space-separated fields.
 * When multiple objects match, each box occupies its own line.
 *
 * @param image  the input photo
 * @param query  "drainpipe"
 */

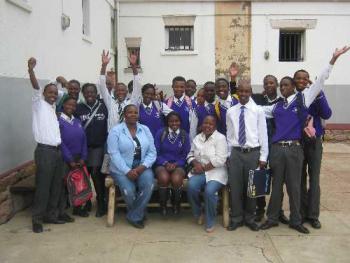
xmin=114 ymin=0 xmax=119 ymax=80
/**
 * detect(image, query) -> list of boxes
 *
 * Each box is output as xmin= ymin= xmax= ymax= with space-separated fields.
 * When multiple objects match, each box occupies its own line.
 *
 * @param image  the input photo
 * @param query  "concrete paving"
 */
xmin=1 ymin=143 xmax=350 ymax=263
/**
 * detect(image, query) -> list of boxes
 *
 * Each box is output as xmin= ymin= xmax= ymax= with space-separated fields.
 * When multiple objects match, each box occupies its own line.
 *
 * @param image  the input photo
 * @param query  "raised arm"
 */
xmin=229 ymin=62 xmax=239 ymax=95
xmin=27 ymin=57 xmax=39 ymax=90
xmin=304 ymin=46 xmax=350 ymax=107
xmin=128 ymin=52 xmax=142 ymax=105
xmin=97 ymin=50 xmax=113 ymax=110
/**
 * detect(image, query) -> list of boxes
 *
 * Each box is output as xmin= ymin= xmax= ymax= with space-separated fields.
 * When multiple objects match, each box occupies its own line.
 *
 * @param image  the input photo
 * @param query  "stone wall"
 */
xmin=0 ymin=163 xmax=35 ymax=224
xmin=215 ymin=1 xmax=251 ymax=78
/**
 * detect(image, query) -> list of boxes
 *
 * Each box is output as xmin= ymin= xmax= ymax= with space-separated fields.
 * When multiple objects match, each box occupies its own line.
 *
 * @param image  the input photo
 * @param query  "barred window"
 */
xmin=279 ymin=30 xmax=304 ymax=62
xmin=165 ymin=26 xmax=194 ymax=51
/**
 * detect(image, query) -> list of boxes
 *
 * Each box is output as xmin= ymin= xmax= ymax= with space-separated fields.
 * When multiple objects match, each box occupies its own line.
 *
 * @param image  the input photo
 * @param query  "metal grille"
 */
xmin=166 ymin=26 xmax=193 ymax=51
xmin=279 ymin=31 xmax=304 ymax=62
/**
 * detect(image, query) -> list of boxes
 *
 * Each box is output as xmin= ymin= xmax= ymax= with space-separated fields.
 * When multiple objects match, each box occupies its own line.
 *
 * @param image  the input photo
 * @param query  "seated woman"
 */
xmin=187 ymin=115 xmax=228 ymax=233
xmin=154 ymin=111 xmax=191 ymax=216
xmin=58 ymin=96 xmax=88 ymax=218
xmin=107 ymin=104 xmax=156 ymax=229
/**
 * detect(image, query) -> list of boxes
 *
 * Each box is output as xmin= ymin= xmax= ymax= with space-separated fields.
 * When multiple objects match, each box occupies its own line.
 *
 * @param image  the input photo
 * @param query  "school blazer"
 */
xmin=107 ymin=122 xmax=156 ymax=176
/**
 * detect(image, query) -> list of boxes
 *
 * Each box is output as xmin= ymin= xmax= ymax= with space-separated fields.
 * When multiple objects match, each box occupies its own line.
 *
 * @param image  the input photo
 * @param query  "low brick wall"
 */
xmin=0 ymin=163 xmax=35 ymax=224
xmin=324 ymin=130 xmax=350 ymax=143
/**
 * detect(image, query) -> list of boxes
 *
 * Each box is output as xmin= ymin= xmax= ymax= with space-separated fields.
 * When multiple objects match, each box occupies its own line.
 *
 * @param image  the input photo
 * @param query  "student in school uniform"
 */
xmin=214 ymin=78 xmax=239 ymax=136
xmin=166 ymin=76 xmax=197 ymax=140
xmin=75 ymin=83 xmax=108 ymax=217
xmin=186 ymin=79 xmax=197 ymax=101
xmin=97 ymin=50 xmax=139 ymax=131
xmin=187 ymin=115 xmax=228 ymax=233
xmin=226 ymin=79 xmax=269 ymax=232
xmin=28 ymin=58 xmax=65 ymax=233
xmin=193 ymin=82 xmax=217 ymax=134
xmin=260 ymin=46 xmax=349 ymax=234
xmin=251 ymin=75 xmax=288 ymax=224
xmin=154 ymin=111 xmax=191 ymax=215
xmin=294 ymin=69 xmax=333 ymax=229
xmin=107 ymin=104 xmax=156 ymax=229
xmin=195 ymin=88 xmax=205 ymax=106
xmin=58 ymin=96 xmax=89 ymax=217
xmin=55 ymin=76 xmax=82 ymax=112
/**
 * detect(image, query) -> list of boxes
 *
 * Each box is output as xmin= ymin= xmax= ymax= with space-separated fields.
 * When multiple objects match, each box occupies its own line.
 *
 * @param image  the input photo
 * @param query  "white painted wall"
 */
xmin=251 ymin=2 xmax=350 ymax=123
xmin=251 ymin=2 xmax=350 ymax=85
xmin=118 ymin=2 xmax=216 ymax=90
xmin=0 ymin=0 xmax=114 ymax=173
xmin=0 ymin=0 xmax=114 ymax=82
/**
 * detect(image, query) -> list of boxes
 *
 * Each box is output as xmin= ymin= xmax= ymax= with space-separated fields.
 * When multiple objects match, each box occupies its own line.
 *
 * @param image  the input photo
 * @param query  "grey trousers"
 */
xmin=267 ymin=144 xmax=304 ymax=225
xmin=228 ymin=148 xmax=259 ymax=224
xmin=32 ymin=145 xmax=64 ymax=223
xmin=301 ymin=137 xmax=323 ymax=220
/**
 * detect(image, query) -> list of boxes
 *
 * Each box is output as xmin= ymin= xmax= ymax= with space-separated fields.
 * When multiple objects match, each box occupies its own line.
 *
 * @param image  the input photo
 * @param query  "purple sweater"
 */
xmin=59 ymin=115 xmax=88 ymax=163
xmin=308 ymin=91 xmax=332 ymax=137
xmin=139 ymin=102 xmax=165 ymax=138
xmin=154 ymin=129 xmax=191 ymax=167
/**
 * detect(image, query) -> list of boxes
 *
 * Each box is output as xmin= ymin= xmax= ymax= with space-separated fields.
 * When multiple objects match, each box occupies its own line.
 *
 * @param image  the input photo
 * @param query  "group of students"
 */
xmin=28 ymin=46 xmax=349 ymax=234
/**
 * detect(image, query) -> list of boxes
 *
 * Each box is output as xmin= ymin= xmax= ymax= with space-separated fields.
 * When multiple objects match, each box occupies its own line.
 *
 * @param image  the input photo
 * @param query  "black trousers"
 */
xmin=32 ymin=144 xmax=63 ymax=223
xmin=228 ymin=148 xmax=259 ymax=224
xmin=301 ymin=137 xmax=323 ymax=220
xmin=267 ymin=144 xmax=304 ymax=225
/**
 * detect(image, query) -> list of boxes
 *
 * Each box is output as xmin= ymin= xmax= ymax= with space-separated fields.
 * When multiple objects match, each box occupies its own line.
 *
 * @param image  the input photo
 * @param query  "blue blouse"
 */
xmin=107 ymin=122 xmax=156 ymax=177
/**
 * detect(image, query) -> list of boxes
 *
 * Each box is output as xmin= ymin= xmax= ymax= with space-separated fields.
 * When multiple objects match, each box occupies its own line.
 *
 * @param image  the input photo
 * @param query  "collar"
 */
xmin=84 ymin=100 xmax=99 ymax=110
xmin=238 ymin=98 xmax=253 ymax=109
xmin=284 ymin=93 xmax=297 ymax=104
xmin=204 ymin=100 xmax=215 ymax=107
xmin=60 ymin=113 xmax=75 ymax=124
xmin=117 ymin=98 xmax=129 ymax=106
xmin=168 ymin=128 xmax=180 ymax=135
xmin=142 ymin=102 xmax=153 ymax=109
xmin=199 ymin=130 xmax=217 ymax=142
xmin=190 ymin=95 xmax=195 ymax=100
xmin=218 ymin=95 xmax=232 ymax=105
xmin=173 ymin=94 xmax=185 ymax=103
xmin=264 ymin=95 xmax=280 ymax=104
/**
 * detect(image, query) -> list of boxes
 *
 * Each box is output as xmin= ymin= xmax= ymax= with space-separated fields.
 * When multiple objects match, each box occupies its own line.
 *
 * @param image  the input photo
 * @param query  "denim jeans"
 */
xmin=111 ymin=160 xmax=154 ymax=223
xmin=187 ymin=174 xmax=223 ymax=228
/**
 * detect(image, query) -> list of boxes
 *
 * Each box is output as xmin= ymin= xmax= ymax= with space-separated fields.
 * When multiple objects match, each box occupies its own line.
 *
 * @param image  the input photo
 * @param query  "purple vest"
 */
xmin=217 ymin=98 xmax=238 ymax=135
xmin=139 ymin=102 xmax=164 ymax=138
xmin=166 ymin=98 xmax=191 ymax=133
xmin=272 ymin=93 xmax=308 ymax=143
xmin=195 ymin=104 xmax=215 ymax=131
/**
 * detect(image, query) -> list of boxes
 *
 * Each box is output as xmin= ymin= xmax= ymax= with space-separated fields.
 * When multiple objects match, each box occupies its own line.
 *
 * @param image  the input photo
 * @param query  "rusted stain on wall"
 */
xmin=215 ymin=1 xmax=251 ymax=79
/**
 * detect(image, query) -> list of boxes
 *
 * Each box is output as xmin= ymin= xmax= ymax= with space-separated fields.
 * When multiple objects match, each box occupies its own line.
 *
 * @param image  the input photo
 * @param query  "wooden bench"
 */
xmin=105 ymin=175 xmax=230 ymax=228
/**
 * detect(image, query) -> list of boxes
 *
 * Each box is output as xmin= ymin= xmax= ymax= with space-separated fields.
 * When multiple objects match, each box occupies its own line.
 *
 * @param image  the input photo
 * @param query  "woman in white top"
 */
xmin=186 ymin=115 xmax=228 ymax=233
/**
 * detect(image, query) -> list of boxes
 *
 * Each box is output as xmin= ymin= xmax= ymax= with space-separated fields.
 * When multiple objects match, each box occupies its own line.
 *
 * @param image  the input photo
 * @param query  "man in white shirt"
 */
xmin=28 ymin=58 xmax=65 ymax=233
xmin=226 ymin=79 xmax=269 ymax=232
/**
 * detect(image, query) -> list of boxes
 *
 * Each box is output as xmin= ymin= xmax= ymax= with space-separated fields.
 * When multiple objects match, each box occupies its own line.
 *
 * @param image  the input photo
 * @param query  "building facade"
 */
xmin=0 ymin=0 xmax=115 ymax=173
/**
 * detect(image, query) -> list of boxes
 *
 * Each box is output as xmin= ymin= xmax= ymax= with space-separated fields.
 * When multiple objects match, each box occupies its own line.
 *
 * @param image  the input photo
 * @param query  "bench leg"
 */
xmin=107 ymin=185 xmax=115 ymax=227
xmin=222 ymin=186 xmax=230 ymax=228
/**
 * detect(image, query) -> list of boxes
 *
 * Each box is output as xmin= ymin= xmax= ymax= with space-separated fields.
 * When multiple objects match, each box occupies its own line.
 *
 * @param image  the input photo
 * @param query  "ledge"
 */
xmin=82 ymin=34 xmax=92 ymax=44
xmin=6 ymin=0 xmax=32 ymax=13
xmin=161 ymin=50 xmax=198 ymax=56
xmin=124 ymin=67 xmax=143 ymax=73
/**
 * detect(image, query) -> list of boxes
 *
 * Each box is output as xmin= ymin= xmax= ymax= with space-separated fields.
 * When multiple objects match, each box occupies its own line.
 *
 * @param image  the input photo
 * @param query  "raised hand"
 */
xmin=101 ymin=49 xmax=111 ymax=67
xmin=229 ymin=62 xmax=239 ymax=80
xmin=28 ymin=57 xmax=36 ymax=71
xmin=330 ymin=46 xmax=350 ymax=65
xmin=128 ymin=51 xmax=138 ymax=67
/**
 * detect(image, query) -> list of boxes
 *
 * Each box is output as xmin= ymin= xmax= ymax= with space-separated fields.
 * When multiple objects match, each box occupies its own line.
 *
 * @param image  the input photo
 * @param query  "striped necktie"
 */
xmin=118 ymin=103 xmax=124 ymax=121
xmin=238 ymin=105 xmax=246 ymax=146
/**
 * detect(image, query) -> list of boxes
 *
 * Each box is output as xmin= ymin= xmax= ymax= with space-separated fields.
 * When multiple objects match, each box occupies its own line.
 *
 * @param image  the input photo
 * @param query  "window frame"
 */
xmin=278 ymin=29 xmax=305 ymax=62
xmin=165 ymin=26 xmax=194 ymax=51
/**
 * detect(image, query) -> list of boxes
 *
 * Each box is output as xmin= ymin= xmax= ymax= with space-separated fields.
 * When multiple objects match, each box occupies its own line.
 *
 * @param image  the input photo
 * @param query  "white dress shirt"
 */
xmin=226 ymin=99 xmax=268 ymax=162
xmin=218 ymin=96 xmax=232 ymax=109
xmin=263 ymin=63 xmax=333 ymax=118
xmin=97 ymin=75 xmax=139 ymax=131
xmin=187 ymin=131 xmax=228 ymax=185
xmin=32 ymin=88 xmax=61 ymax=146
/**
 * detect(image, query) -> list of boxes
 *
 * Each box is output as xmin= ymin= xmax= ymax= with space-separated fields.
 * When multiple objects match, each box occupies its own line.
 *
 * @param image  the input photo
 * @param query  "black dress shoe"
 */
xmin=245 ymin=222 xmax=260 ymax=231
xmin=307 ymin=218 xmax=322 ymax=229
xmin=32 ymin=222 xmax=43 ymax=233
xmin=58 ymin=213 xmax=75 ymax=223
xmin=73 ymin=207 xmax=89 ymax=217
xmin=279 ymin=214 xmax=290 ymax=225
xmin=227 ymin=221 xmax=243 ymax=231
xmin=289 ymin=224 xmax=310 ymax=234
xmin=43 ymin=218 xmax=66 ymax=224
xmin=127 ymin=218 xmax=144 ymax=229
xmin=255 ymin=214 xmax=264 ymax=223
xmin=260 ymin=220 xmax=278 ymax=230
